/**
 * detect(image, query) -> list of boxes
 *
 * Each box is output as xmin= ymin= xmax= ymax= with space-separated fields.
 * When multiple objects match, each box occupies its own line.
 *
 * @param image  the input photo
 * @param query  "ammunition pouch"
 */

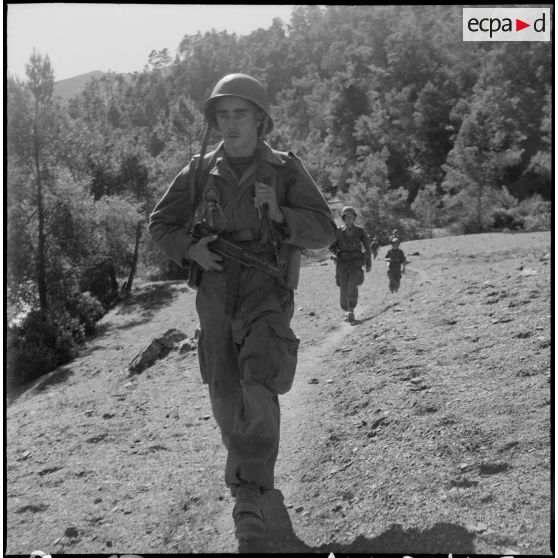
xmin=187 ymin=260 xmax=204 ymax=290
xmin=337 ymin=250 xmax=366 ymax=268
xmin=337 ymin=250 xmax=364 ymax=261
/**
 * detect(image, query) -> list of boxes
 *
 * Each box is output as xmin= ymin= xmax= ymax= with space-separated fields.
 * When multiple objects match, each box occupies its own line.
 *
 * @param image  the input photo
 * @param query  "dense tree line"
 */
xmin=6 ymin=5 xmax=551 ymax=386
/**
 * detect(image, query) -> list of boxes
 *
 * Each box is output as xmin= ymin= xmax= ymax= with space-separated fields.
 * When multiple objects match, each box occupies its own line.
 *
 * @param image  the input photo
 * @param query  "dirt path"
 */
xmin=5 ymin=232 xmax=552 ymax=555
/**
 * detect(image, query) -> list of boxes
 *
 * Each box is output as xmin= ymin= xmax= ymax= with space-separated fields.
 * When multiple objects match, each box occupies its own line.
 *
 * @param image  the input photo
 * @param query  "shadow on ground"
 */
xmin=7 ymin=366 xmax=74 ymax=405
xmin=239 ymin=490 xmax=476 ymax=554
xmin=80 ymin=319 xmax=151 ymax=355
xmin=350 ymin=302 xmax=400 ymax=326
xmin=116 ymin=282 xmax=188 ymax=317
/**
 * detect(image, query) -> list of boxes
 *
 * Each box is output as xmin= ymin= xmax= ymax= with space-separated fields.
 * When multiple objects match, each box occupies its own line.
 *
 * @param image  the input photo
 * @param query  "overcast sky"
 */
xmin=7 ymin=3 xmax=296 ymax=81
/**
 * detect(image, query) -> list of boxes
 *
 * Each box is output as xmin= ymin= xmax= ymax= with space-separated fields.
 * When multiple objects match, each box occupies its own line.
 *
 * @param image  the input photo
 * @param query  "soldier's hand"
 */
xmin=255 ymin=182 xmax=284 ymax=223
xmin=187 ymin=236 xmax=223 ymax=271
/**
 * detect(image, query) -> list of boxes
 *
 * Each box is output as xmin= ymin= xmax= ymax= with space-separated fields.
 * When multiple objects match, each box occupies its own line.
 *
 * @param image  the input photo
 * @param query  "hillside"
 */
xmin=5 ymin=232 xmax=552 ymax=555
xmin=54 ymin=71 xmax=107 ymax=101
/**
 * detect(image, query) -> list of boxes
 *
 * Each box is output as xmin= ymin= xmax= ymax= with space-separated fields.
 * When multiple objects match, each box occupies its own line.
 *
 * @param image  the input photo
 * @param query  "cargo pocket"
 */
xmin=197 ymin=330 xmax=208 ymax=384
xmin=267 ymin=321 xmax=300 ymax=395
xmin=241 ymin=319 xmax=300 ymax=395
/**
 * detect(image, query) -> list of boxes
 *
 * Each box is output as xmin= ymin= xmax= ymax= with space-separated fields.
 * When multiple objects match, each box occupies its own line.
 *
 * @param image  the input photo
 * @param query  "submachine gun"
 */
xmin=188 ymin=222 xmax=287 ymax=288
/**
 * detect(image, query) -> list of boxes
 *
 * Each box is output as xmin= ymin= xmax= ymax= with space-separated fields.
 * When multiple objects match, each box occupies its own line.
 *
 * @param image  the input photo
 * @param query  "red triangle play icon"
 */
xmin=516 ymin=18 xmax=530 ymax=31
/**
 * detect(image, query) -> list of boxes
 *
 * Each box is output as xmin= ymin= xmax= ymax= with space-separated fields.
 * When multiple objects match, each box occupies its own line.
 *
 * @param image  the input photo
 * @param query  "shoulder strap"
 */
xmin=190 ymin=149 xmax=219 ymax=207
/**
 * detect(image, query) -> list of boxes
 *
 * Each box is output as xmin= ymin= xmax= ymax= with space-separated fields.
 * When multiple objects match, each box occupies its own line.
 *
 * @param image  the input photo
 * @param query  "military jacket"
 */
xmin=385 ymin=247 xmax=406 ymax=267
xmin=330 ymin=224 xmax=371 ymax=268
xmin=149 ymin=140 xmax=336 ymax=266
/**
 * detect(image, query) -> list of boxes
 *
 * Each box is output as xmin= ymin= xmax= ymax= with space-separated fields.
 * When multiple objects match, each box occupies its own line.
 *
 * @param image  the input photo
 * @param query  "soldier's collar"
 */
xmin=256 ymin=141 xmax=285 ymax=167
xmin=211 ymin=140 xmax=284 ymax=167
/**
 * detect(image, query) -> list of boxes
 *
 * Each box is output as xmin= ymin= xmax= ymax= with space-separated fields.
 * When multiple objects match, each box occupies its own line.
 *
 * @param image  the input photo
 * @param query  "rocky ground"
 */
xmin=5 ymin=231 xmax=552 ymax=555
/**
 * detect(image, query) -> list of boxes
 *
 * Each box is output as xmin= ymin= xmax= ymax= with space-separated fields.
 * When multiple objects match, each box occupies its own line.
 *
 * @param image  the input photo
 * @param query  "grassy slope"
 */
xmin=5 ymin=231 xmax=551 ymax=555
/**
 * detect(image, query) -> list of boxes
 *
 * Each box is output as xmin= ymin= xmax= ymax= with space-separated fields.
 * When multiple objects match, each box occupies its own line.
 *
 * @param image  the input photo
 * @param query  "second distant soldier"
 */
xmin=385 ymin=237 xmax=407 ymax=293
xmin=370 ymin=236 xmax=380 ymax=259
xmin=329 ymin=206 xmax=371 ymax=322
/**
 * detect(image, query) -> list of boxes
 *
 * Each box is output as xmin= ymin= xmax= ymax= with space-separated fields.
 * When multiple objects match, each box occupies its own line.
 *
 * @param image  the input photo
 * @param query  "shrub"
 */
xmin=6 ymin=327 xmax=58 ymax=389
xmin=68 ymin=291 xmax=106 ymax=335
xmin=396 ymin=218 xmax=421 ymax=241
xmin=446 ymin=220 xmax=467 ymax=236
xmin=6 ymin=290 xmax=109 ymax=391
xmin=489 ymin=208 xmax=524 ymax=231
xmin=522 ymin=212 xmax=551 ymax=232
xmin=6 ymin=309 xmax=83 ymax=389
xmin=516 ymin=195 xmax=551 ymax=231
xmin=79 ymin=260 xmax=120 ymax=308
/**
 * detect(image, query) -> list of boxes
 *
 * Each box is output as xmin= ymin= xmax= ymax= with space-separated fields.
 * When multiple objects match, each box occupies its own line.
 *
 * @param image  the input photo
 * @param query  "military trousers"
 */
xmin=388 ymin=264 xmax=402 ymax=292
xmin=336 ymin=261 xmax=364 ymax=311
xmin=196 ymin=262 xmax=298 ymax=492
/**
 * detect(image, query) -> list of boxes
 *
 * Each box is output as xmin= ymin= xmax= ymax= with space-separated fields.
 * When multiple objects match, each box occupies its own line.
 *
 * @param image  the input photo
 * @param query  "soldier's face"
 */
xmin=343 ymin=214 xmax=356 ymax=226
xmin=215 ymin=96 xmax=263 ymax=156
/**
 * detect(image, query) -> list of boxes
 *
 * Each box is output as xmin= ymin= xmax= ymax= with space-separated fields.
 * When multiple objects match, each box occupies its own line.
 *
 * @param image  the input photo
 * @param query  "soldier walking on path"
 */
xmin=370 ymin=236 xmax=380 ymax=260
xmin=385 ymin=237 xmax=407 ymax=293
xmin=329 ymin=206 xmax=371 ymax=323
xmin=149 ymin=73 xmax=336 ymax=542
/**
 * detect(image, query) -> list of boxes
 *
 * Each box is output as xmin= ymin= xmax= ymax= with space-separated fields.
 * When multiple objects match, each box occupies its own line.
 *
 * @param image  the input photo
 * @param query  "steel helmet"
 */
xmin=341 ymin=206 xmax=357 ymax=219
xmin=391 ymin=237 xmax=400 ymax=244
xmin=204 ymin=73 xmax=273 ymax=135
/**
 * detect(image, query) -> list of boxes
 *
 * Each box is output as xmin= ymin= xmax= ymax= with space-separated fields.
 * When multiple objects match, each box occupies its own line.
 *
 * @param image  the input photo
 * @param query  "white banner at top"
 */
xmin=463 ymin=7 xmax=551 ymax=41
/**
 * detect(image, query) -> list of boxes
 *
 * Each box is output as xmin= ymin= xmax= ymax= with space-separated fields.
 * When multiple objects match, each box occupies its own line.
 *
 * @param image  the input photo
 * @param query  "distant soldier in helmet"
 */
xmin=385 ymin=237 xmax=407 ymax=293
xmin=149 ymin=73 xmax=336 ymax=542
xmin=329 ymin=206 xmax=371 ymax=323
xmin=370 ymin=236 xmax=380 ymax=260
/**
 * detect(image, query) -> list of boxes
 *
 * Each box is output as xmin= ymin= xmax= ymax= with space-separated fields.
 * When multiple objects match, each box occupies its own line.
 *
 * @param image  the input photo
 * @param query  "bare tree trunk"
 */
xmin=36 ymin=177 xmax=48 ymax=310
xmin=476 ymin=182 xmax=483 ymax=232
xmin=122 ymin=221 xmax=143 ymax=294
xmin=34 ymin=110 xmax=48 ymax=311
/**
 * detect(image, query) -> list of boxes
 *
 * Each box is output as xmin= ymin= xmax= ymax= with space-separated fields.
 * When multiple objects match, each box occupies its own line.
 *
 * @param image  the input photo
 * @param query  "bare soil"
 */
xmin=5 ymin=231 xmax=552 ymax=555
